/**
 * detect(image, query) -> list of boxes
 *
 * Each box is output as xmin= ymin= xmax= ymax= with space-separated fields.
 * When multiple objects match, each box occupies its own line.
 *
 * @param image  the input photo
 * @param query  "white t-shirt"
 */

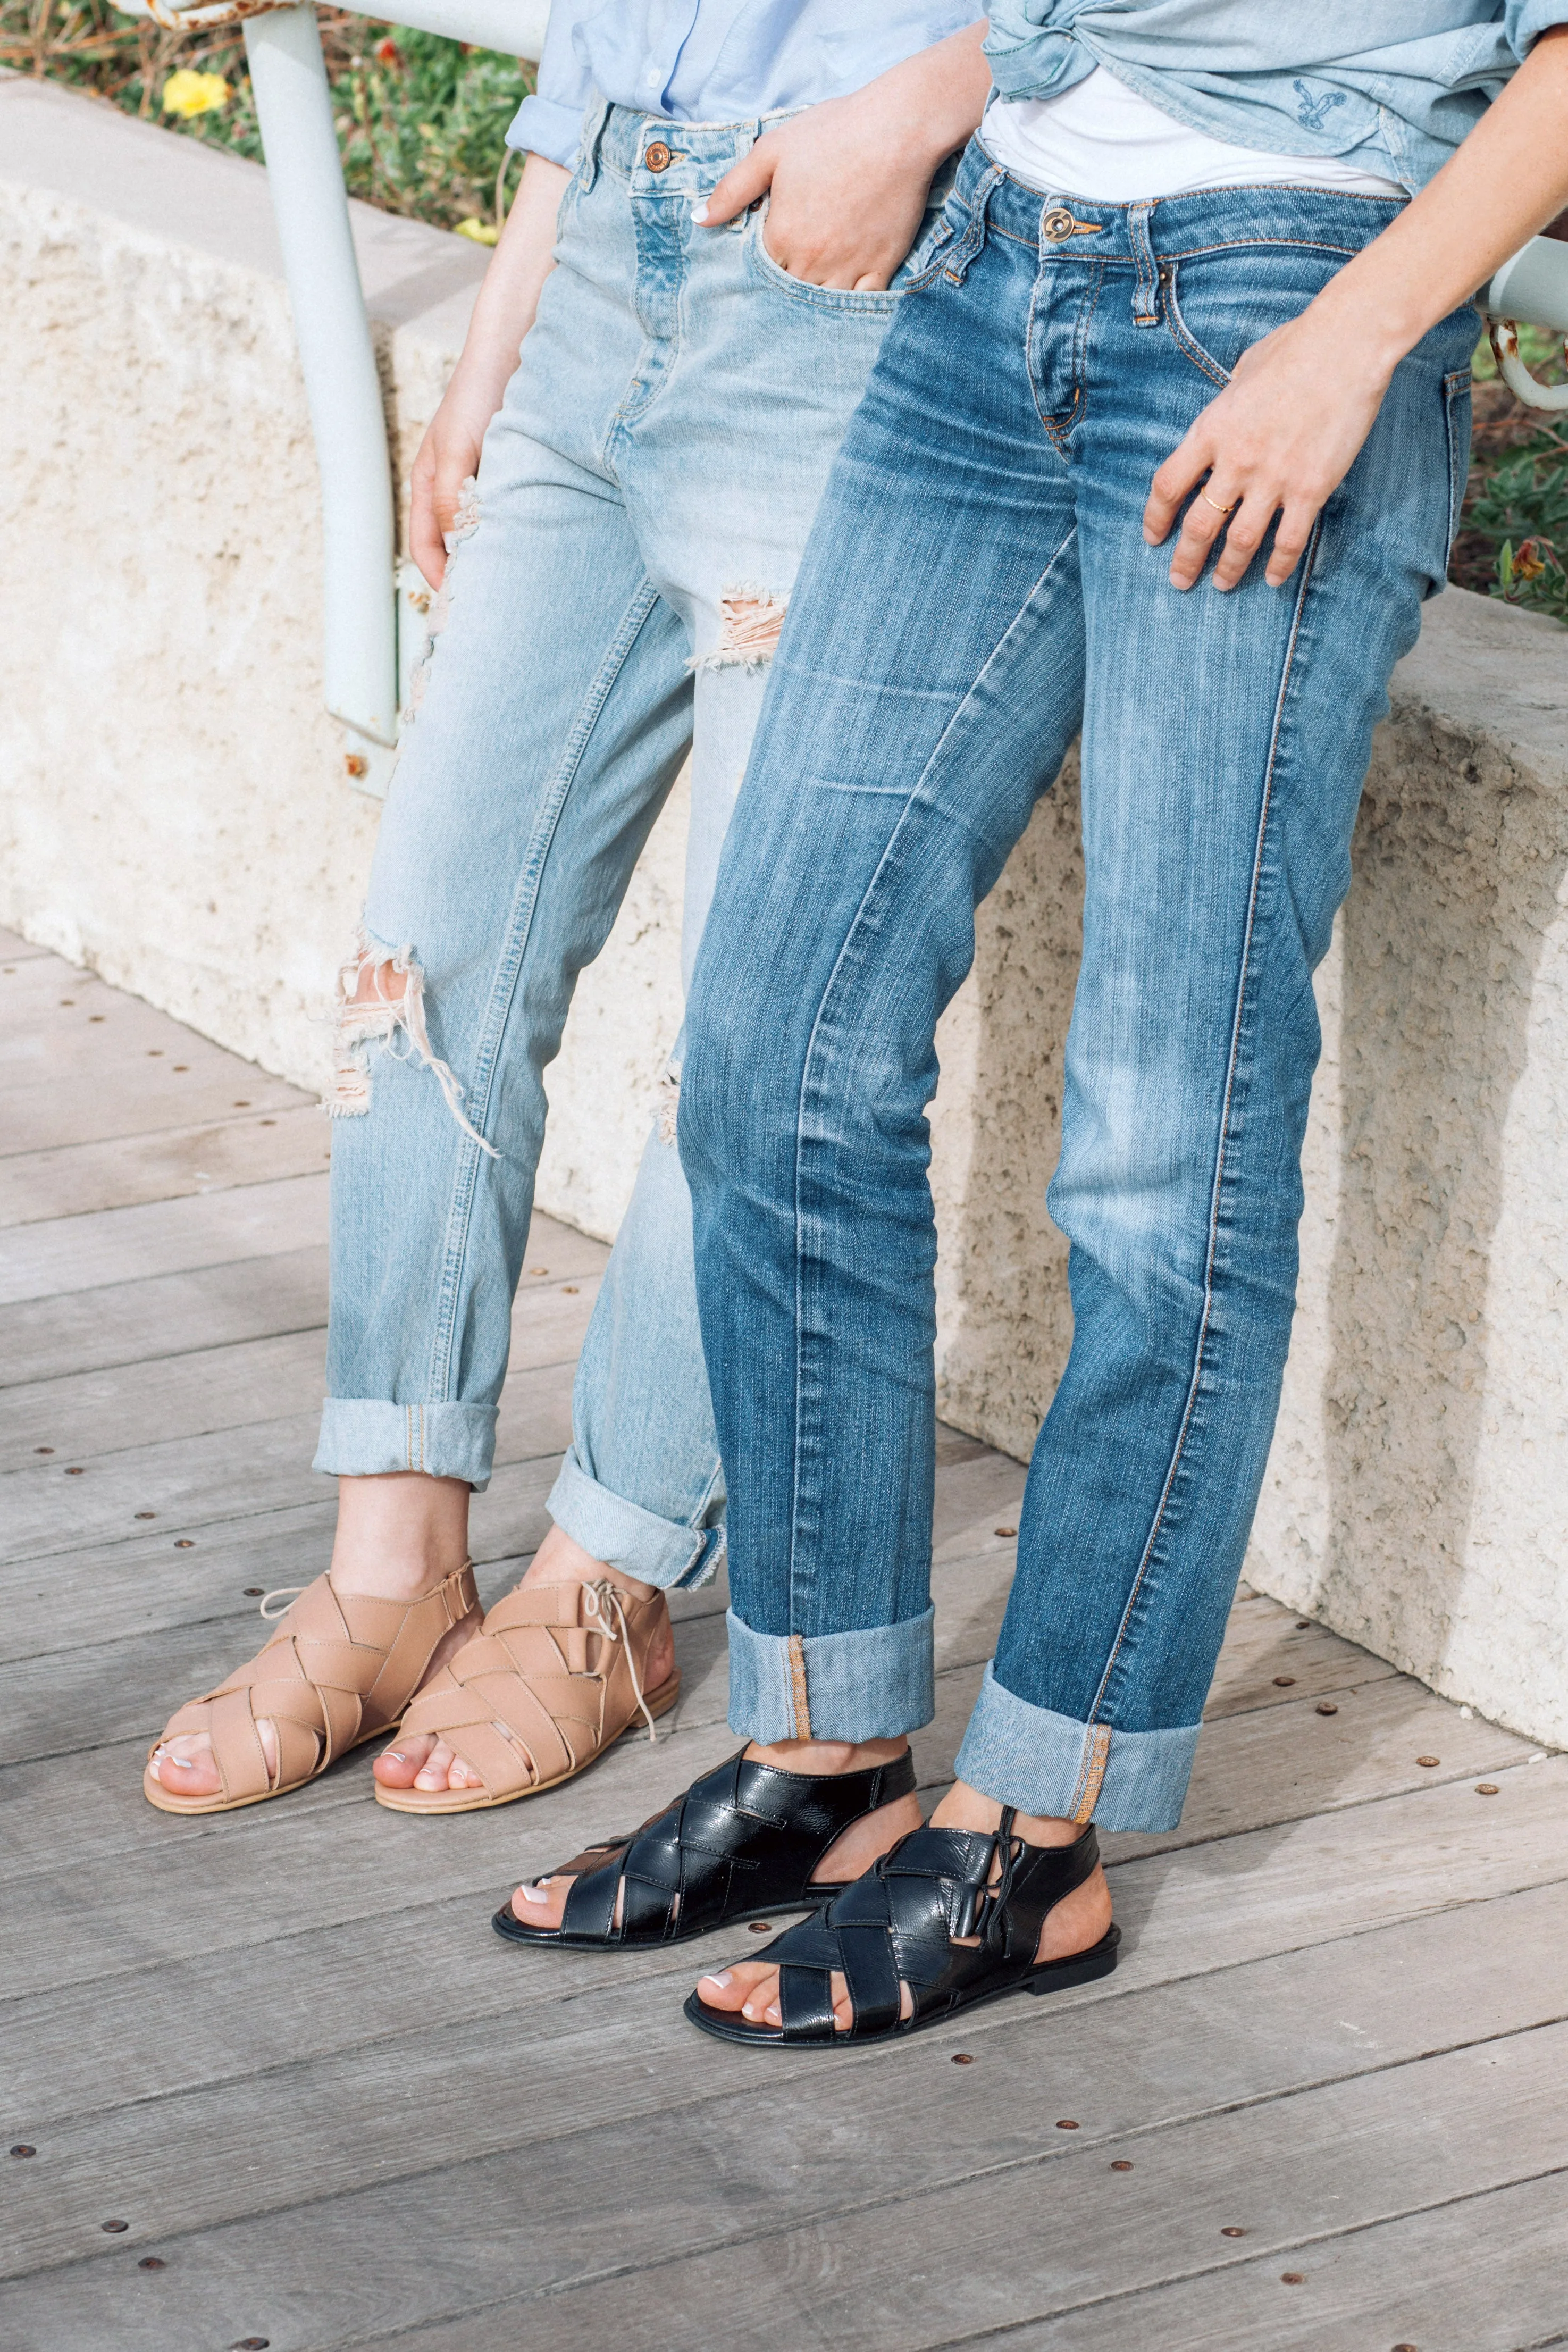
xmin=982 ymin=68 xmax=1405 ymax=204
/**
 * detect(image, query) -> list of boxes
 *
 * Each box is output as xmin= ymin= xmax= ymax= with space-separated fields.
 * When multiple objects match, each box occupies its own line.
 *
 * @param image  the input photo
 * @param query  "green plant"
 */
xmin=1468 ymin=436 xmax=1568 ymax=621
xmin=0 ymin=0 xmax=534 ymax=236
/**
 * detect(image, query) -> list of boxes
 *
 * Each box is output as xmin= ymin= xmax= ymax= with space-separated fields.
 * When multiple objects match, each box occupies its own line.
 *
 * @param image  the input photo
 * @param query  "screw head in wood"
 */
xmin=33 ymin=1446 xmax=53 ymax=1454
xmin=1280 ymin=2272 xmax=1305 ymax=2284
xmin=64 ymin=1466 xmax=85 ymax=1475
xmin=1476 ymin=1782 xmax=1499 ymax=1795
xmin=9 ymin=2144 xmax=36 ymax=2157
xmin=101 ymin=2219 xmax=129 ymax=2233
xmin=995 ymin=1525 xmax=1017 ymax=1538
xmin=244 ymin=1587 xmax=264 ymax=1596
xmin=952 ymin=2053 xmax=975 ymax=2065
xmin=175 ymin=1539 xmax=195 ymax=1549
xmin=135 ymin=1511 xmax=156 ymax=1520
xmin=1416 ymin=1755 xmax=1440 ymax=1767
xmin=1295 ymin=1618 xmax=1311 ymax=1628
xmin=1055 ymin=2119 xmax=1079 ymax=2130
xmin=231 ymin=2340 xmax=271 ymax=2350
xmin=748 ymin=1922 xmax=772 ymax=1932
xmin=1110 ymin=2158 xmax=1133 ymax=2170
xmin=1316 ymin=1701 xmax=1338 ymax=1714
xmin=1272 ymin=1675 xmax=1295 ymax=1687
xmin=1220 ymin=2225 xmax=1247 ymax=2237
xmin=138 ymin=2256 xmax=166 ymax=2270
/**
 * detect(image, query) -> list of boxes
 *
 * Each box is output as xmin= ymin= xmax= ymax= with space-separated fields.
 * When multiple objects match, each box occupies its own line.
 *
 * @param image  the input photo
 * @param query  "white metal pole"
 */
xmin=244 ymin=3 xmax=399 ymax=751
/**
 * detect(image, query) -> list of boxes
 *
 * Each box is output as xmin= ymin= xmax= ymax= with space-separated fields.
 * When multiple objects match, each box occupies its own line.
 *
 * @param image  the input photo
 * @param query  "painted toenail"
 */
xmin=700 ymin=1971 xmax=732 ymax=1991
xmin=517 ymin=1884 xmax=549 ymax=1905
xmin=385 ymin=1751 xmax=405 ymax=1762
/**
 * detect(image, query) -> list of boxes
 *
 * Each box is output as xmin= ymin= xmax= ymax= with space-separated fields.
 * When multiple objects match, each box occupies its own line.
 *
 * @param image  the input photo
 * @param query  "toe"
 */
xmin=509 ymin=1873 xmax=574 ymax=1929
xmin=151 ymin=1734 xmax=221 ymax=1797
xmin=374 ymin=1732 xmax=438 ymax=1787
xmin=414 ymin=1738 xmax=459 ymax=1791
xmin=694 ymin=1962 xmax=774 ymax=2017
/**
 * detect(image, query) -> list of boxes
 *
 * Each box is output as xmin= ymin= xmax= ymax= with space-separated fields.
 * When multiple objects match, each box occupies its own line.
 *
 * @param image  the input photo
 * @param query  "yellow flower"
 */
xmin=162 ymin=69 xmax=231 ymax=118
xmin=454 ymin=217 xmax=500 ymax=246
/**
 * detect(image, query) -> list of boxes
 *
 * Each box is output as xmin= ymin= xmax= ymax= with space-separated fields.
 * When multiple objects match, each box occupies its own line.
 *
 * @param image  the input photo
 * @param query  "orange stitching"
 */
xmin=1070 ymin=1727 xmax=1112 ymax=1824
xmin=787 ymin=1635 xmax=811 ymax=1739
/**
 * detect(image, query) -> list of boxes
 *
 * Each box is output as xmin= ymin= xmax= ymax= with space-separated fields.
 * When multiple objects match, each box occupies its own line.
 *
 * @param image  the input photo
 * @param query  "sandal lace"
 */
xmin=258 ymin=1586 xmax=305 ymax=1621
xmin=583 ymin=1578 xmax=659 ymax=1743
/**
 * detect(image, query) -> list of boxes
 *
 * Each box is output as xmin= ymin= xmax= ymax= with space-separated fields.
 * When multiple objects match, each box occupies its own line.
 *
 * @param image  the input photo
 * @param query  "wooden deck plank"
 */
xmin=0 ymin=1107 xmax=332 ymax=1227
xmin=0 ymin=1245 xmax=330 ymax=1388
xmin=0 ymin=1175 xmax=330 ymax=1305
xmin=7 ymin=1892 xmax=1567 ymax=2337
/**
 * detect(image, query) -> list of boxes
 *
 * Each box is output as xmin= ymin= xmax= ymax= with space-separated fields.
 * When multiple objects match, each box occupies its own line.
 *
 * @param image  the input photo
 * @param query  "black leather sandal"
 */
xmin=492 ymin=1745 xmax=918 ymax=1951
xmin=683 ymin=1812 xmax=1118 ymax=2045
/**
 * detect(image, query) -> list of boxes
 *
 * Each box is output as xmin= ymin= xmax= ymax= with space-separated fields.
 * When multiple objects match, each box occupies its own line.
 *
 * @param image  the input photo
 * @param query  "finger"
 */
xmin=409 ymin=469 xmax=446 ymax=593
xmin=1167 ymin=486 xmax=1237 ymax=591
xmin=1264 ymin=499 xmax=1318 ymax=589
xmin=1144 ymin=432 xmax=1214 ymax=546
xmin=1210 ymin=488 xmax=1278 ymax=592
xmin=695 ymin=145 xmax=773 ymax=228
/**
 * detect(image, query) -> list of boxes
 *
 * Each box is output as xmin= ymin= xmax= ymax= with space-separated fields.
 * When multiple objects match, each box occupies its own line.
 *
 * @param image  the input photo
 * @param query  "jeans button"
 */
xmin=645 ymin=140 xmax=672 ymax=173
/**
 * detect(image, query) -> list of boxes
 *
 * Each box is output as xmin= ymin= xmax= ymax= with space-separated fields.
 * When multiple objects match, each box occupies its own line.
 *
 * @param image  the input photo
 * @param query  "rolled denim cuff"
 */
xmin=725 ymin=1605 xmax=935 ymax=1744
xmin=313 ymin=1400 xmax=497 ymax=1492
xmin=547 ymin=1446 xmax=724 ymax=1592
xmin=954 ymin=1664 xmax=1200 ymax=1834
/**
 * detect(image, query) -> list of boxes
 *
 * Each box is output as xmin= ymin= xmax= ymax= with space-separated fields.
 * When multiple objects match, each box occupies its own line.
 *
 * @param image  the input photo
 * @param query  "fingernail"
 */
xmin=517 ymin=1883 xmax=549 ymax=1904
xmin=700 ymin=1970 xmax=732 ymax=1991
xmin=1142 ymin=529 xmax=1158 ymax=544
xmin=691 ymin=203 xmax=710 ymax=224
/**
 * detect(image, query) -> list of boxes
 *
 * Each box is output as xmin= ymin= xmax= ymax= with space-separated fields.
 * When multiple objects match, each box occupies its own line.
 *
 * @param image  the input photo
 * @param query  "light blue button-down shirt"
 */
xmin=984 ymin=2 xmax=1568 ymax=192
xmin=508 ymin=2 xmax=979 ymax=165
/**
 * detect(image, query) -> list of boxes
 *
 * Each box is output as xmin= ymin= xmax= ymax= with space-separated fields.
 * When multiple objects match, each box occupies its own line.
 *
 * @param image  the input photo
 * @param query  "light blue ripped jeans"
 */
xmin=314 ymin=100 xmax=946 ymax=1590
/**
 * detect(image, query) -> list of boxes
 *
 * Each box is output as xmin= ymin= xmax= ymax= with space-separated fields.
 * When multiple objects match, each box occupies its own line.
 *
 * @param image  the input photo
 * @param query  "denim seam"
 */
xmin=1027 ymin=256 xmax=1102 ymax=450
xmin=1162 ymin=260 xmax=1232 ymax=391
xmin=426 ymin=581 xmax=665 ymax=1400
xmin=1085 ymin=516 xmax=1326 ymax=1729
xmin=785 ymin=529 xmax=1080 ymax=1629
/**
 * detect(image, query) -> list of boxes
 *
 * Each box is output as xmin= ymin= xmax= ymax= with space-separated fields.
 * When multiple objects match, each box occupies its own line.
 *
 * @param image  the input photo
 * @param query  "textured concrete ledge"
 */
xmin=4 ymin=80 xmax=1565 ymax=1743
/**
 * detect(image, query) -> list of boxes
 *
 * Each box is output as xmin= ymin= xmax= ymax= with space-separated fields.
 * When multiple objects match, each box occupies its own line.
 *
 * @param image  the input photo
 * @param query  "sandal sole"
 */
xmin=681 ymin=1924 xmax=1121 ymax=2047
xmin=372 ymin=1670 xmax=682 ymax=1815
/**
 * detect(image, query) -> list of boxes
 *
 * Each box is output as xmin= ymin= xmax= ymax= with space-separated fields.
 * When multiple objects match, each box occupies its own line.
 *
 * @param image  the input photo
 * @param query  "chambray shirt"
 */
xmin=508 ymin=2 xmax=979 ymax=164
xmin=984 ymin=2 xmax=1568 ymax=191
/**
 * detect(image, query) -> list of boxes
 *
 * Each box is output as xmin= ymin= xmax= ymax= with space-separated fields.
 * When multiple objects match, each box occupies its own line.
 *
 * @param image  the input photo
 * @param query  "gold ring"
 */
xmin=1201 ymin=488 xmax=1241 ymax=515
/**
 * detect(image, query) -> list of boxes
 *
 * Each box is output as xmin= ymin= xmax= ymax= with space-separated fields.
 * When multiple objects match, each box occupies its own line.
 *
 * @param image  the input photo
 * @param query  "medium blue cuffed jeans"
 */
xmin=314 ymin=102 xmax=950 ymax=1586
xmin=681 ymin=141 xmax=1477 ymax=1829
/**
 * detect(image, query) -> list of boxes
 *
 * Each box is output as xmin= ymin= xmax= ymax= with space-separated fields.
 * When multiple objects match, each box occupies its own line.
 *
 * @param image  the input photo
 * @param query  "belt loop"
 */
xmin=578 ymin=93 xmax=610 ymax=192
xmin=1128 ymin=199 xmax=1160 ymax=326
xmin=942 ymin=161 xmax=1004 ymax=285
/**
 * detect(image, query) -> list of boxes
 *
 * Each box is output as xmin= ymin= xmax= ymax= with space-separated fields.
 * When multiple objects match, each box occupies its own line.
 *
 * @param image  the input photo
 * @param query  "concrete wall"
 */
xmin=4 ymin=78 xmax=1565 ymax=1745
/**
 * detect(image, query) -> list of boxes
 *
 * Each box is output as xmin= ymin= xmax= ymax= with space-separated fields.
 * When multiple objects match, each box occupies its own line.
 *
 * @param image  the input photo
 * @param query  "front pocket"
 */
xmin=1162 ymin=243 xmax=1354 ymax=389
xmin=744 ymin=209 xmax=905 ymax=314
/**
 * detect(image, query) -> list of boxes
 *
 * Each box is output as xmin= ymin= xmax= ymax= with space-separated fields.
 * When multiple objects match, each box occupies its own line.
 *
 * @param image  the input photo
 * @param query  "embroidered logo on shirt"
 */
xmin=1292 ymin=79 xmax=1347 ymax=135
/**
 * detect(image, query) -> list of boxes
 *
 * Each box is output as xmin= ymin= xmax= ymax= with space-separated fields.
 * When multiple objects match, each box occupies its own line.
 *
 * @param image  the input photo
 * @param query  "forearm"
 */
xmin=449 ymin=152 xmax=572 ymax=401
xmin=1314 ymin=25 xmax=1568 ymax=381
xmin=863 ymin=19 xmax=993 ymax=170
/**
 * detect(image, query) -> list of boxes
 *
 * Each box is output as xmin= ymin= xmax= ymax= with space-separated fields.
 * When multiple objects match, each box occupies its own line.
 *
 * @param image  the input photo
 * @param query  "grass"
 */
xmin=3 ymin=4 xmax=1565 ymax=615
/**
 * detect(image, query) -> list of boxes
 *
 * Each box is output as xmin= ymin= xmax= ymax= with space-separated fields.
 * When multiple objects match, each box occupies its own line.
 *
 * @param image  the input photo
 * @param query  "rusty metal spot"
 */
xmin=1476 ymin=1782 xmax=1500 ymax=1796
xmin=1280 ymin=2272 xmax=1305 ymax=2285
xmin=64 ymin=1466 xmax=85 ymax=1476
xmin=1416 ymin=1756 xmax=1440 ymax=1768
xmin=951 ymin=2052 xmax=975 ymax=2065
xmin=344 ymin=753 xmax=368 ymax=779
xmin=1316 ymin=1702 xmax=1338 ymax=1716
xmin=175 ymin=1539 xmax=196 ymax=1549
xmin=1272 ymin=1675 xmax=1295 ymax=1687
xmin=995 ymin=1525 xmax=1017 ymax=1538
xmin=1221 ymin=2226 xmax=1247 ymax=2237
xmin=1055 ymin=2119 xmax=1079 ymax=2130
xmin=1110 ymin=2158 xmax=1133 ymax=2171
xmin=139 ymin=2256 xmax=166 ymax=2270
xmin=748 ymin=1922 xmax=772 ymax=1933
xmin=9 ymin=2144 xmax=36 ymax=2157
xmin=101 ymin=2220 xmax=129 ymax=2233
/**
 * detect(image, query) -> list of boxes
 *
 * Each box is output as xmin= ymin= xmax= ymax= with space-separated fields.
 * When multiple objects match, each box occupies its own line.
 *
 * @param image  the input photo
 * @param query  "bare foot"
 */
xmin=507 ymin=1735 xmax=923 ymax=1932
xmin=693 ymin=1781 xmax=1113 ymax=2032
xmin=150 ymin=1471 xmax=473 ymax=1798
xmin=373 ymin=1523 xmax=675 ymax=1796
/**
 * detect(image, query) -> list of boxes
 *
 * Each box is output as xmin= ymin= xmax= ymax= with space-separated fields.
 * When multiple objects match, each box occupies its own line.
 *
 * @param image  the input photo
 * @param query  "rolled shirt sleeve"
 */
xmin=507 ymin=1 xmax=593 ymax=161
xmin=1506 ymin=0 xmax=1568 ymax=58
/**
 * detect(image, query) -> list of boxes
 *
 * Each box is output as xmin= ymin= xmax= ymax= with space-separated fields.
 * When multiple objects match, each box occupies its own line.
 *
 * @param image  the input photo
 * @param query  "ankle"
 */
xmin=930 ymin=1780 xmax=1084 ymax=1848
xmin=522 ymin=1522 xmax=659 ymax=1605
xmin=330 ymin=1472 xmax=472 ymax=1602
xmin=744 ymin=1735 xmax=909 ymax=1778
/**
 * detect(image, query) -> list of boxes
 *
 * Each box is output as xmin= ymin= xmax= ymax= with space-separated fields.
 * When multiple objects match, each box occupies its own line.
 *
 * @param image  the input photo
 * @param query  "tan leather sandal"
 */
xmin=374 ymin=1577 xmax=680 ymax=1815
xmin=143 ymin=1561 xmax=479 ymax=1816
